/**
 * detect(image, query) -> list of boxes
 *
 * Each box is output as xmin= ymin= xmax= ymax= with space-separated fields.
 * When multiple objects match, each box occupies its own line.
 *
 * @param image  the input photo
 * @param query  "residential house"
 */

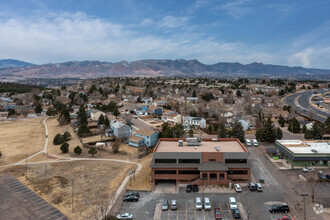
xmin=186 ymin=97 xmax=198 ymax=102
xmin=183 ymin=117 xmax=206 ymax=130
xmin=152 ymin=100 xmax=169 ymax=107
xmin=110 ymin=121 xmax=132 ymax=139
xmin=299 ymin=121 xmax=313 ymax=130
xmin=90 ymin=109 xmax=106 ymax=121
xmin=237 ymin=119 xmax=250 ymax=131
xmin=148 ymin=106 xmax=163 ymax=116
xmin=162 ymin=111 xmax=182 ymax=124
xmin=0 ymin=112 xmax=8 ymax=120
xmin=129 ymin=129 xmax=159 ymax=148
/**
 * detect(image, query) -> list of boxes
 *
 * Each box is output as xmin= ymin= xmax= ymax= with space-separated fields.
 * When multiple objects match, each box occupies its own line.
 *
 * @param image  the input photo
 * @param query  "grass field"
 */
xmin=1 ymin=160 xmax=136 ymax=220
xmin=0 ymin=118 xmax=45 ymax=165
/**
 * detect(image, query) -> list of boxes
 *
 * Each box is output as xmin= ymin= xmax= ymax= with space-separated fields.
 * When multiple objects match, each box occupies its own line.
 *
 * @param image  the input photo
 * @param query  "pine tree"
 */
xmin=311 ymin=122 xmax=323 ymax=140
xmin=103 ymin=115 xmax=110 ymax=129
xmin=218 ymin=121 xmax=227 ymax=138
xmin=57 ymin=108 xmax=71 ymax=125
xmin=74 ymin=146 xmax=82 ymax=155
xmin=288 ymin=118 xmax=301 ymax=133
xmin=231 ymin=121 xmax=245 ymax=143
xmin=63 ymin=131 xmax=72 ymax=141
xmin=304 ymin=129 xmax=313 ymax=139
xmin=276 ymin=127 xmax=283 ymax=140
xmin=113 ymin=107 xmax=120 ymax=119
xmin=236 ymin=90 xmax=241 ymax=97
xmin=207 ymin=125 xmax=213 ymax=134
xmin=278 ymin=115 xmax=285 ymax=127
xmin=53 ymin=133 xmax=65 ymax=145
xmin=188 ymin=129 xmax=194 ymax=137
xmin=60 ymin=143 xmax=69 ymax=153
xmin=88 ymin=147 xmax=98 ymax=157
xmin=77 ymin=105 xmax=88 ymax=125
xmin=98 ymin=114 xmax=105 ymax=126
xmin=78 ymin=124 xmax=90 ymax=137
xmin=34 ymin=102 xmax=43 ymax=114
xmin=192 ymin=90 xmax=197 ymax=97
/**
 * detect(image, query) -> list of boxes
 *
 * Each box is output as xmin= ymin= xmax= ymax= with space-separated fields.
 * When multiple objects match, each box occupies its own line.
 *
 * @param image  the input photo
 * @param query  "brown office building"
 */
xmin=150 ymin=138 xmax=250 ymax=185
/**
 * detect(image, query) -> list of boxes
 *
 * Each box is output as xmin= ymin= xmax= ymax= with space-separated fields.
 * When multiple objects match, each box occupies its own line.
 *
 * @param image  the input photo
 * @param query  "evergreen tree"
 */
xmin=207 ymin=124 xmax=213 ymax=133
xmin=325 ymin=116 xmax=330 ymax=133
xmin=302 ymin=125 xmax=307 ymax=133
xmin=256 ymin=118 xmax=277 ymax=143
xmin=60 ymin=143 xmax=69 ymax=153
xmin=78 ymin=124 xmax=90 ymax=137
xmin=46 ymin=107 xmax=57 ymax=116
xmin=288 ymin=118 xmax=301 ymax=133
xmin=310 ymin=122 xmax=323 ymax=140
xmin=74 ymin=146 xmax=82 ymax=155
xmin=53 ymin=133 xmax=65 ymax=145
xmin=231 ymin=121 xmax=245 ymax=143
xmin=188 ymin=129 xmax=194 ymax=137
xmin=88 ymin=147 xmax=98 ymax=157
xmin=192 ymin=90 xmax=197 ymax=97
xmin=63 ymin=131 xmax=72 ymax=141
xmin=236 ymin=90 xmax=241 ymax=97
xmin=113 ymin=107 xmax=120 ymax=118
xmin=278 ymin=115 xmax=285 ymax=127
xmin=98 ymin=114 xmax=105 ymax=126
xmin=276 ymin=127 xmax=283 ymax=140
xmin=304 ymin=129 xmax=313 ymax=139
xmin=57 ymin=108 xmax=71 ymax=125
xmin=103 ymin=115 xmax=110 ymax=129
xmin=77 ymin=105 xmax=88 ymax=125
xmin=34 ymin=102 xmax=43 ymax=114
xmin=89 ymin=84 xmax=97 ymax=94
xmin=217 ymin=121 xmax=227 ymax=138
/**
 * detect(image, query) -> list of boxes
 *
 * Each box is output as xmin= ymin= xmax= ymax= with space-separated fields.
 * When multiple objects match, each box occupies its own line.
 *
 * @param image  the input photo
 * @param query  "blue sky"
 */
xmin=0 ymin=0 xmax=329 ymax=69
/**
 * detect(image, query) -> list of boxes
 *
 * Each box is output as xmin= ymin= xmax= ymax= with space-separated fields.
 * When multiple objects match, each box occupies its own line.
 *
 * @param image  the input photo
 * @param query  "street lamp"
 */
xmin=301 ymin=194 xmax=309 ymax=220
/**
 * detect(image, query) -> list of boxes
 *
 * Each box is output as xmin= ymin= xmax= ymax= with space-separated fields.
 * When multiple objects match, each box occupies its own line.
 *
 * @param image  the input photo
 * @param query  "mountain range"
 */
xmin=0 ymin=59 xmax=329 ymax=81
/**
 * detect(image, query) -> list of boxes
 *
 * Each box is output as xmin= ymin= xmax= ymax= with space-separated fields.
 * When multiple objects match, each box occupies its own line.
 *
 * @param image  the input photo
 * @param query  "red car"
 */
xmin=215 ymin=208 xmax=222 ymax=220
xmin=278 ymin=216 xmax=294 ymax=220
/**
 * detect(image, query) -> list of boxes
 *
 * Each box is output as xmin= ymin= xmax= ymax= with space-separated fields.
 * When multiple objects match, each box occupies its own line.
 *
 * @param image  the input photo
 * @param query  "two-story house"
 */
xmin=129 ymin=129 xmax=159 ymax=148
xmin=183 ymin=117 xmax=206 ymax=130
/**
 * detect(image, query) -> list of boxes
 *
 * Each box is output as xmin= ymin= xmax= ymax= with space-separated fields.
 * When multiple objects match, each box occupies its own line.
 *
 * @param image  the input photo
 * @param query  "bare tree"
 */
xmin=306 ymin=170 xmax=320 ymax=204
xmin=86 ymin=191 xmax=114 ymax=220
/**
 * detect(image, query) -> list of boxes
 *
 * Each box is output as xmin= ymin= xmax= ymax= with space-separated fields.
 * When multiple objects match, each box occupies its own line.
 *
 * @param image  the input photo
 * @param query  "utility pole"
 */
xmin=301 ymin=194 xmax=309 ymax=220
xmin=72 ymin=180 xmax=74 ymax=213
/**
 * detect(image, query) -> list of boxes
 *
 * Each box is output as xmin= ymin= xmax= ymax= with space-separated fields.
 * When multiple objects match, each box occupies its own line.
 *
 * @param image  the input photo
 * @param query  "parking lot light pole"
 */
xmin=301 ymin=194 xmax=309 ymax=220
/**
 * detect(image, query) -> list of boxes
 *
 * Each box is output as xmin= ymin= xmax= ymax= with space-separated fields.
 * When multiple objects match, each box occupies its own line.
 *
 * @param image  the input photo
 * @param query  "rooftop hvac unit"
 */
xmin=178 ymin=140 xmax=184 ymax=147
xmin=311 ymin=149 xmax=318 ymax=153
xmin=186 ymin=137 xmax=201 ymax=146
xmin=215 ymin=146 xmax=220 ymax=151
xmin=212 ymin=138 xmax=217 ymax=142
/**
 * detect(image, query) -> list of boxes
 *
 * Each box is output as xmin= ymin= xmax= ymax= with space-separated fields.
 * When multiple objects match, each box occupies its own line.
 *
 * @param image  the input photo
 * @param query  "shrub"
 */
xmin=74 ymin=146 xmax=82 ymax=155
xmin=88 ymin=147 xmax=97 ymax=157
xmin=63 ymin=131 xmax=72 ymax=141
xmin=60 ymin=143 xmax=69 ymax=153
xmin=53 ymin=133 xmax=65 ymax=145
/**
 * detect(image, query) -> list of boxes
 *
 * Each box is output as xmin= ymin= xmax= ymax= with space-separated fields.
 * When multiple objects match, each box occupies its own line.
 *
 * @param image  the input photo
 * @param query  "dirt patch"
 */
xmin=126 ymin=153 xmax=153 ymax=191
xmin=0 ymin=118 xmax=45 ymax=165
xmin=1 ymin=160 xmax=136 ymax=220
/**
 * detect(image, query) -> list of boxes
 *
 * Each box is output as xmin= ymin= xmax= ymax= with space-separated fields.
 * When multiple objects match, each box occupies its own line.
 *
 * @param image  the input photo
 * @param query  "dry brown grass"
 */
xmin=126 ymin=153 xmax=153 ymax=191
xmin=0 ymin=118 xmax=45 ymax=165
xmin=1 ymin=160 xmax=136 ymax=220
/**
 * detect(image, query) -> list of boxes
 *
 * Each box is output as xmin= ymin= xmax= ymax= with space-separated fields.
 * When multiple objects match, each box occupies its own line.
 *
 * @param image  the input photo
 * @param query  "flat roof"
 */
xmin=277 ymin=140 xmax=330 ymax=154
xmin=155 ymin=138 xmax=247 ymax=153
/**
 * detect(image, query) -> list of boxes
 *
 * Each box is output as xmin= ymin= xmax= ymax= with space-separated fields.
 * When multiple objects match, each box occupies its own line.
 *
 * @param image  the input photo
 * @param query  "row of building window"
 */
xmin=154 ymin=170 xmax=248 ymax=175
xmin=154 ymin=159 xmax=247 ymax=164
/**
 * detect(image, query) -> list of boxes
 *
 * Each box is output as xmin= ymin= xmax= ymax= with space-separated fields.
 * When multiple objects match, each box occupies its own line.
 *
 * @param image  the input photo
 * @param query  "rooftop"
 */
xmin=155 ymin=138 xmax=247 ymax=153
xmin=277 ymin=140 xmax=330 ymax=154
xmin=136 ymin=129 xmax=156 ymax=136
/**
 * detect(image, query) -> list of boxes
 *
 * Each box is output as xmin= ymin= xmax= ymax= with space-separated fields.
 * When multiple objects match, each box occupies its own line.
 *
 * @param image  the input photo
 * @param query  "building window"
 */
xmin=178 ymin=159 xmax=200 ymax=164
xmin=178 ymin=170 xmax=200 ymax=175
xmin=202 ymin=173 xmax=207 ymax=180
xmin=227 ymin=170 xmax=248 ymax=175
xmin=225 ymin=159 xmax=247 ymax=164
xmin=219 ymin=173 xmax=225 ymax=180
xmin=209 ymin=159 xmax=216 ymax=161
xmin=155 ymin=159 xmax=177 ymax=163
xmin=210 ymin=173 xmax=217 ymax=180
xmin=155 ymin=170 xmax=176 ymax=174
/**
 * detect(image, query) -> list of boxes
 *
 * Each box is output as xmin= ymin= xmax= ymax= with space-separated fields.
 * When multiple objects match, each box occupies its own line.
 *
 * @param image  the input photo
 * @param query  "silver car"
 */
xmin=116 ymin=213 xmax=133 ymax=219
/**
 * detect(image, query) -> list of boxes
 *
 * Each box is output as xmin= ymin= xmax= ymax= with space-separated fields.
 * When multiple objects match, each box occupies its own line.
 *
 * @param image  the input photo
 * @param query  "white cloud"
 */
xmin=158 ymin=16 xmax=189 ymax=28
xmin=218 ymin=0 xmax=254 ymax=19
xmin=287 ymin=48 xmax=314 ymax=67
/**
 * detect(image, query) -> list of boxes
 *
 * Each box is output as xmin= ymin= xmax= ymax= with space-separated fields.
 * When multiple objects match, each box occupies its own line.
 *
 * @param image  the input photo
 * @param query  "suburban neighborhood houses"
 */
xmin=0 ymin=77 xmax=329 ymax=220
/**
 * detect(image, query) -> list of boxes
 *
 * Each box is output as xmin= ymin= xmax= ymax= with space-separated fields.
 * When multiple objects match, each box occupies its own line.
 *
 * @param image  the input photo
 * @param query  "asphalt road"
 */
xmin=0 ymin=175 xmax=67 ymax=220
xmin=283 ymin=90 xmax=329 ymax=123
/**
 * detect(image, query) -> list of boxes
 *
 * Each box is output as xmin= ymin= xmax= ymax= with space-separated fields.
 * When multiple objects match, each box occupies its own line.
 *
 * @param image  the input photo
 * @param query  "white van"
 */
xmin=195 ymin=197 xmax=203 ymax=210
xmin=246 ymin=139 xmax=251 ymax=146
xmin=204 ymin=198 xmax=211 ymax=211
xmin=228 ymin=197 xmax=237 ymax=210
xmin=253 ymin=139 xmax=258 ymax=147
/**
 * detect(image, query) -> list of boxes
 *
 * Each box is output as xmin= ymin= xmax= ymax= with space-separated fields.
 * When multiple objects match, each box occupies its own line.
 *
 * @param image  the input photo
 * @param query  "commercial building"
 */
xmin=150 ymin=138 xmax=250 ymax=185
xmin=275 ymin=140 xmax=330 ymax=168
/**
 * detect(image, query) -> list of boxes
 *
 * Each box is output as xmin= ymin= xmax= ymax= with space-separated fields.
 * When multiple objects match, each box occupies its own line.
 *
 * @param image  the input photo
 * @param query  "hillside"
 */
xmin=0 ymin=59 xmax=329 ymax=80
xmin=0 ymin=59 xmax=34 ymax=69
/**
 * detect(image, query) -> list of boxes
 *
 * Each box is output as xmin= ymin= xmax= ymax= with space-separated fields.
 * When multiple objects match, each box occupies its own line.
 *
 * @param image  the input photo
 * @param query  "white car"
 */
xmin=228 ymin=197 xmax=237 ymax=210
xmin=302 ymin=167 xmax=315 ymax=172
xmin=234 ymin=184 xmax=242 ymax=192
xmin=253 ymin=139 xmax=258 ymax=147
xmin=246 ymin=139 xmax=251 ymax=146
xmin=195 ymin=197 xmax=203 ymax=210
xmin=116 ymin=213 xmax=133 ymax=219
xmin=204 ymin=197 xmax=211 ymax=211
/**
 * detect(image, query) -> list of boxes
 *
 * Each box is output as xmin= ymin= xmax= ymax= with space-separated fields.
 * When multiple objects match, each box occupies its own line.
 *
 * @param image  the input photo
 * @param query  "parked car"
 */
xmin=232 ymin=208 xmax=241 ymax=219
xmin=234 ymin=184 xmax=242 ymax=192
xmin=186 ymin=184 xmax=192 ymax=192
xmin=256 ymin=183 xmax=263 ymax=192
xmin=302 ymin=167 xmax=314 ymax=172
xmin=246 ymin=139 xmax=251 ymax=146
xmin=116 ymin=213 xmax=133 ymax=219
xmin=170 ymin=200 xmax=177 ymax=210
xmin=248 ymin=182 xmax=256 ymax=191
xmin=195 ymin=197 xmax=203 ymax=210
xmin=192 ymin=184 xmax=199 ymax=192
xmin=162 ymin=200 xmax=169 ymax=211
xmin=318 ymin=171 xmax=327 ymax=180
xmin=326 ymin=174 xmax=330 ymax=180
xmin=204 ymin=197 xmax=211 ymax=211
xmin=278 ymin=216 xmax=294 ymax=220
xmin=253 ymin=139 xmax=258 ymax=147
xmin=268 ymin=204 xmax=290 ymax=213
xmin=124 ymin=192 xmax=140 ymax=198
xmin=214 ymin=208 xmax=222 ymax=220
xmin=228 ymin=197 xmax=237 ymax=210
xmin=123 ymin=195 xmax=139 ymax=202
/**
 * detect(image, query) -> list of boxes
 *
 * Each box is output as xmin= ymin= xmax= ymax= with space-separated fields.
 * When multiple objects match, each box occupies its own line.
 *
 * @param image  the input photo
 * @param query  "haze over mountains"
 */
xmin=0 ymin=59 xmax=329 ymax=81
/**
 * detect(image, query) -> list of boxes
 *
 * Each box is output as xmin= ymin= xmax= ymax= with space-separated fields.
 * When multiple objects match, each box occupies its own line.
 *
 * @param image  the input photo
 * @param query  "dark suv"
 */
xmin=186 ymin=185 xmax=192 ymax=192
xmin=248 ymin=182 xmax=256 ymax=191
xmin=268 ymin=204 xmax=290 ymax=213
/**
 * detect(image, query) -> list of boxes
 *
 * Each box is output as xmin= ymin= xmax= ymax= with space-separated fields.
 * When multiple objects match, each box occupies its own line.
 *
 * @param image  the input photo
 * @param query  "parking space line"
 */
xmin=167 ymin=208 xmax=170 ymax=220
xmin=46 ymin=211 xmax=62 ymax=219
xmin=226 ymin=203 xmax=234 ymax=220
xmin=177 ymin=206 xmax=179 ymax=220
xmin=203 ymin=209 xmax=205 ymax=220
xmin=194 ymin=207 xmax=196 ymax=220
xmin=185 ymin=202 xmax=187 ymax=220
xmin=211 ymin=208 xmax=215 ymax=219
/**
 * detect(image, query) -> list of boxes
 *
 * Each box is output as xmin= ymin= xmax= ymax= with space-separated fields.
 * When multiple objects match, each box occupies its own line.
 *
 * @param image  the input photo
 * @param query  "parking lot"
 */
xmin=118 ymin=185 xmax=295 ymax=220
